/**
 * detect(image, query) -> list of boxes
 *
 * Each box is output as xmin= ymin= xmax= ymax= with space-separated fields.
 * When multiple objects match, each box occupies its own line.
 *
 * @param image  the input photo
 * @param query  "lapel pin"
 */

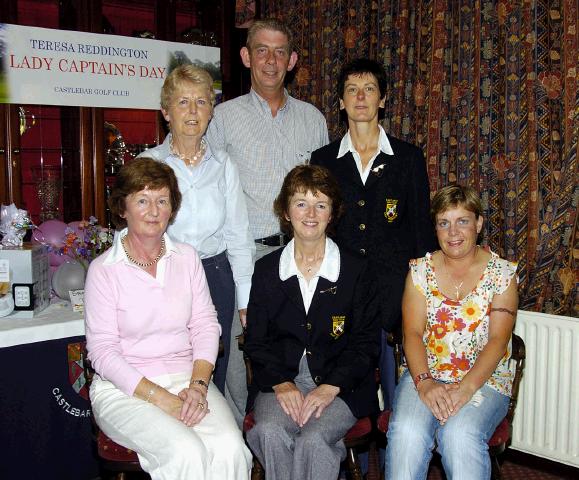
xmin=320 ymin=286 xmax=337 ymax=295
xmin=371 ymin=163 xmax=386 ymax=177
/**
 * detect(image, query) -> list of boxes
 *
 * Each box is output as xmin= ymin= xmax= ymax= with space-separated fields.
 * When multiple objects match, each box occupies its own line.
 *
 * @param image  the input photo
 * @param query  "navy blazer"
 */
xmin=310 ymin=136 xmax=436 ymax=332
xmin=245 ymin=246 xmax=381 ymax=418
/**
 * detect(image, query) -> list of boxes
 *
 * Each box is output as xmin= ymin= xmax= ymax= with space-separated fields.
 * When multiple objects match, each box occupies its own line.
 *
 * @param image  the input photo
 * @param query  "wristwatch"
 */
xmin=190 ymin=379 xmax=209 ymax=390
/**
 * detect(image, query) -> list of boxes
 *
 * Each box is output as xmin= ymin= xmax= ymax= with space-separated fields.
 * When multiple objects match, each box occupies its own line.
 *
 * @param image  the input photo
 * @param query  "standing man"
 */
xmin=310 ymin=58 xmax=437 ymax=411
xmin=207 ymin=18 xmax=329 ymax=426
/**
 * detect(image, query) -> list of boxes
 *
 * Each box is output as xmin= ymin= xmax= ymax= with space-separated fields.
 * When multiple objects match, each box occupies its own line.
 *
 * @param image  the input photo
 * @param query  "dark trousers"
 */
xmin=202 ymin=251 xmax=235 ymax=394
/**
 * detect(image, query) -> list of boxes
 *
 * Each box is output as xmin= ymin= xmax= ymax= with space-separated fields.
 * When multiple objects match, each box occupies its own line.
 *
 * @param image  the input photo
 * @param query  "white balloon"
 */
xmin=52 ymin=261 xmax=86 ymax=301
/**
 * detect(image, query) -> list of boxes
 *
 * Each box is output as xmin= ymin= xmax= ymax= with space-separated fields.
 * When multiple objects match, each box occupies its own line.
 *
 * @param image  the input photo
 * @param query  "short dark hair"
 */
xmin=273 ymin=165 xmax=344 ymax=236
xmin=108 ymin=157 xmax=182 ymax=230
xmin=430 ymin=184 xmax=483 ymax=223
xmin=337 ymin=58 xmax=388 ymax=99
xmin=246 ymin=18 xmax=294 ymax=53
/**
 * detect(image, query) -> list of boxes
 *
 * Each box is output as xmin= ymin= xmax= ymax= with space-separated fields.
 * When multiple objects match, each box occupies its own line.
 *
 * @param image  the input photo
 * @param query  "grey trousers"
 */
xmin=224 ymin=308 xmax=247 ymax=427
xmin=247 ymin=356 xmax=357 ymax=480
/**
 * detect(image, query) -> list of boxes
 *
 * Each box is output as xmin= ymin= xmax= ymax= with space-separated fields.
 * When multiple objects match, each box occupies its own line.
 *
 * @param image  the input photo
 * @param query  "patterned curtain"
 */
xmin=262 ymin=0 xmax=578 ymax=316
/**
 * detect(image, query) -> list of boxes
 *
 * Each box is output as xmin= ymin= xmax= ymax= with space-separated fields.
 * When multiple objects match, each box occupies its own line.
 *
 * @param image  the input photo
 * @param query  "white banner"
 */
xmin=0 ymin=24 xmax=220 ymax=109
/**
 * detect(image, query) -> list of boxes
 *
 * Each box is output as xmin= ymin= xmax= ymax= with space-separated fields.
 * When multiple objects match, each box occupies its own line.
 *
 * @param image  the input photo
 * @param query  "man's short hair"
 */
xmin=246 ymin=18 xmax=294 ymax=53
xmin=337 ymin=58 xmax=388 ymax=98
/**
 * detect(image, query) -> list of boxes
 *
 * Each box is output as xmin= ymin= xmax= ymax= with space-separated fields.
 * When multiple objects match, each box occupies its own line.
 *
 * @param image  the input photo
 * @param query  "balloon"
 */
xmin=67 ymin=221 xmax=85 ymax=238
xmin=32 ymin=220 xmax=67 ymax=247
xmin=48 ymin=265 xmax=58 ymax=284
xmin=49 ymin=250 xmax=71 ymax=267
xmin=51 ymin=260 xmax=87 ymax=301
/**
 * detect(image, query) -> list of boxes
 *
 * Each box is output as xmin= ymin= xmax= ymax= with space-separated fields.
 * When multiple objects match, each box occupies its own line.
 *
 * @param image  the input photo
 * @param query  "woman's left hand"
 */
xmin=445 ymin=382 xmax=476 ymax=419
xmin=177 ymin=385 xmax=209 ymax=426
xmin=298 ymin=384 xmax=340 ymax=427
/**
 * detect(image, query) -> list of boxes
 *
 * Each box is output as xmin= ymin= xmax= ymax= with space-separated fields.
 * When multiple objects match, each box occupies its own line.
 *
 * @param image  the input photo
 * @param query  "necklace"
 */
xmin=300 ymin=255 xmax=324 ymax=274
xmin=170 ymin=136 xmax=206 ymax=166
xmin=441 ymin=247 xmax=478 ymax=300
xmin=121 ymin=236 xmax=166 ymax=268
xmin=442 ymin=254 xmax=465 ymax=300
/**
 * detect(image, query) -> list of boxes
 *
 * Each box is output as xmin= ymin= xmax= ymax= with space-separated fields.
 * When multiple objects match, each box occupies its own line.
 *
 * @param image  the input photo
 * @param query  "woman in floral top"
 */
xmin=385 ymin=185 xmax=518 ymax=480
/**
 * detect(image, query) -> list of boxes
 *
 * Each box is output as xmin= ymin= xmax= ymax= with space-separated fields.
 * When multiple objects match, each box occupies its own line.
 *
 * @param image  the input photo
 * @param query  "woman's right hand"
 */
xmin=272 ymin=381 xmax=304 ymax=424
xmin=155 ymin=391 xmax=186 ymax=421
xmin=417 ymin=379 xmax=457 ymax=424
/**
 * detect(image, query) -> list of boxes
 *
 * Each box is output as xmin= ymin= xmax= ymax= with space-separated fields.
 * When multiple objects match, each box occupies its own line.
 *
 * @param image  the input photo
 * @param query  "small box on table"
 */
xmin=0 ymin=243 xmax=50 ymax=315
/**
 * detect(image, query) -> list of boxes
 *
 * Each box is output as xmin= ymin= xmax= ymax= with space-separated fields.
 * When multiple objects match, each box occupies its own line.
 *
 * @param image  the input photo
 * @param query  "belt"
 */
xmin=255 ymin=233 xmax=290 ymax=247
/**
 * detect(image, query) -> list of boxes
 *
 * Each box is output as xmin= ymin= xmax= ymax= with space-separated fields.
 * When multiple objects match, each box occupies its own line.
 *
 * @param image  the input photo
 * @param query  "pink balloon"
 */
xmin=32 ymin=220 xmax=67 ymax=247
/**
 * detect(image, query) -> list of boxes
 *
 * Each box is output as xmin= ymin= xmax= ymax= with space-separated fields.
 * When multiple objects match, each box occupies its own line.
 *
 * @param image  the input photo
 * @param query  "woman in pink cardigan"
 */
xmin=85 ymin=158 xmax=251 ymax=479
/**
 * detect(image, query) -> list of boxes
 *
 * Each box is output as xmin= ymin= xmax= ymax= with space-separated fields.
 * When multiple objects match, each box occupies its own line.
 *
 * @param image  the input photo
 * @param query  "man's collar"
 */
xmin=337 ymin=125 xmax=394 ymax=158
xmin=279 ymin=237 xmax=340 ymax=282
xmin=249 ymin=88 xmax=290 ymax=113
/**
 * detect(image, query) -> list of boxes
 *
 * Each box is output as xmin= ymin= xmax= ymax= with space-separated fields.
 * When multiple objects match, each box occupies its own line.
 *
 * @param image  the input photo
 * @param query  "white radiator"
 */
xmin=512 ymin=310 xmax=579 ymax=467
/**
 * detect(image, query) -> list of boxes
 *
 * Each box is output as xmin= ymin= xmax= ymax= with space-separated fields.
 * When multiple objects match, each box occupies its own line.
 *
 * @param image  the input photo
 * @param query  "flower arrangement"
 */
xmin=54 ymin=216 xmax=113 ymax=267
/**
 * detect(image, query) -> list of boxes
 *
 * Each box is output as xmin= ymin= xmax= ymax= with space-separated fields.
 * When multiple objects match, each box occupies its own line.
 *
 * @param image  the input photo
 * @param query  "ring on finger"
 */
xmin=197 ymin=402 xmax=205 ymax=410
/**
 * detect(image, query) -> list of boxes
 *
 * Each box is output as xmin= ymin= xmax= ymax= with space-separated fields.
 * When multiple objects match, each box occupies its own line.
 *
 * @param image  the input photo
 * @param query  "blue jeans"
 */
xmin=202 ymin=251 xmax=235 ymax=394
xmin=385 ymin=371 xmax=509 ymax=480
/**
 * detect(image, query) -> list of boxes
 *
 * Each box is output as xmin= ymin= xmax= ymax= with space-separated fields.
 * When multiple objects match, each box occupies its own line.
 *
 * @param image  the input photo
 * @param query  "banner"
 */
xmin=0 ymin=24 xmax=220 ymax=109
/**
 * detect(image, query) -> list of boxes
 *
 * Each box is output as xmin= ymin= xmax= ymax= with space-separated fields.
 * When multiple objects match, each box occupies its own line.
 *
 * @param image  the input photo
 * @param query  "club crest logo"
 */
xmin=331 ymin=315 xmax=345 ymax=339
xmin=384 ymin=198 xmax=398 ymax=222
xmin=68 ymin=342 xmax=89 ymax=400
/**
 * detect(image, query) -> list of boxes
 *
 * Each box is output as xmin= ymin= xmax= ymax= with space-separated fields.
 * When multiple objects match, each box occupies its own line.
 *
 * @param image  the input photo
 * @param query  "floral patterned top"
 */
xmin=408 ymin=249 xmax=517 ymax=396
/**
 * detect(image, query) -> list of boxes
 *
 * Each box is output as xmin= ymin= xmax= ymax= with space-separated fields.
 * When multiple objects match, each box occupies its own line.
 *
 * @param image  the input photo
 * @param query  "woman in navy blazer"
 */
xmin=244 ymin=165 xmax=381 ymax=480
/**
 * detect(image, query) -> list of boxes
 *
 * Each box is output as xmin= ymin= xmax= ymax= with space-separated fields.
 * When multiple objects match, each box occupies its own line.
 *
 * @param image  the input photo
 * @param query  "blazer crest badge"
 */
xmin=384 ymin=198 xmax=398 ymax=222
xmin=331 ymin=315 xmax=345 ymax=339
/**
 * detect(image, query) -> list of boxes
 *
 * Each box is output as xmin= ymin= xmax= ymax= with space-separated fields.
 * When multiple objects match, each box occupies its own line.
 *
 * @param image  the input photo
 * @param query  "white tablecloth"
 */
xmin=0 ymin=302 xmax=84 ymax=348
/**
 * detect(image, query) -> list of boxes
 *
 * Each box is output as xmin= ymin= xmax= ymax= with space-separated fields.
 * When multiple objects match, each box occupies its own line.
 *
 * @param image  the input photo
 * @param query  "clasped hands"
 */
xmin=273 ymin=381 xmax=339 ymax=427
xmin=417 ymin=379 xmax=476 ymax=425
xmin=157 ymin=384 xmax=209 ymax=427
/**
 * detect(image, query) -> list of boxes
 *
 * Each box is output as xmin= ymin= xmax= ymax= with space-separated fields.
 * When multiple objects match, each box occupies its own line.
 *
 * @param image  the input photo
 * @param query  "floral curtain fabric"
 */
xmin=262 ymin=0 xmax=578 ymax=316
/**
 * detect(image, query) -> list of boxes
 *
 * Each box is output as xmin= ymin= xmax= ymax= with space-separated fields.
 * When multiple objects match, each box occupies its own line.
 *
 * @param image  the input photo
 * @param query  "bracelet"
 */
xmin=413 ymin=372 xmax=433 ymax=389
xmin=144 ymin=385 xmax=157 ymax=403
xmin=190 ymin=379 xmax=209 ymax=390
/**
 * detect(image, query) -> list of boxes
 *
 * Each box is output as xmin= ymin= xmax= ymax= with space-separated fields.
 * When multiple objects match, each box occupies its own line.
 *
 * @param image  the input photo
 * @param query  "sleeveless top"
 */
xmin=408 ymin=249 xmax=517 ymax=396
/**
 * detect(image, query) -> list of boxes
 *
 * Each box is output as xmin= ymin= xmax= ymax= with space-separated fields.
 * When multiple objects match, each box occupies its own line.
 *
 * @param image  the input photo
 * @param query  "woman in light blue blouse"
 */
xmin=139 ymin=64 xmax=255 ymax=393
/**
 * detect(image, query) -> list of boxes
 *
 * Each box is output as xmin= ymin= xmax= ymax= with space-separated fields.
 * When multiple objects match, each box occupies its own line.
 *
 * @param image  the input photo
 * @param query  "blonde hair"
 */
xmin=160 ymin=64 xmax=215 ymax=110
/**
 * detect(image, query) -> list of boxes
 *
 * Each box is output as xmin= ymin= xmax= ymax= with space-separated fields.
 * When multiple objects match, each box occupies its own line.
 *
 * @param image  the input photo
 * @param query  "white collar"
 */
xmin=104 ymin=228 xmax=178 ymax=266
xmin=337 ymin=124 xmax=394 ymax=158
xmin=279 ymin=237 xmax=340 ymax=282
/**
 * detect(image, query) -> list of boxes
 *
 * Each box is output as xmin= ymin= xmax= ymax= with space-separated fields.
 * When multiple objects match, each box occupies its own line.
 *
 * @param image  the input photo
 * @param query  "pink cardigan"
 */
xmin=85 ymin=234 xmax=220 ymax=396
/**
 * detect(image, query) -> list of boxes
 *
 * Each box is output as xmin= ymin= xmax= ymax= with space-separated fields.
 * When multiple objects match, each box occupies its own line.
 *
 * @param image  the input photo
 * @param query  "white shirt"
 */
xmin=106 ymin=228 xmax=179 ymax=287
xmin=278 ymin=237 xmax=340 ymax=313
xmin=139 ymin=135 xmax=255 ymax=308
xmin=337 ymin=125 xmax=394 ymax=184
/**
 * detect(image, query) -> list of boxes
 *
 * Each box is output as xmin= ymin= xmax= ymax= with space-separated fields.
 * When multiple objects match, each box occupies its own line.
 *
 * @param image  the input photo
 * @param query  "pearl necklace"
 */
xmin=121 ymin=236 xmax=165 ymax=268
xmin=170 ymin=136 xmax=206 ymax=167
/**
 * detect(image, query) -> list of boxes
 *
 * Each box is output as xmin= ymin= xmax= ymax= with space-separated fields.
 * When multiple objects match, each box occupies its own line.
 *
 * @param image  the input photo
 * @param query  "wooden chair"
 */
xmin=376 ymin=333 xmax=526 ymax=480
xmin=81 ymin=344 xmax=145 ymax=480
xmin=237 ymin=332 xmax=374 ymax=480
